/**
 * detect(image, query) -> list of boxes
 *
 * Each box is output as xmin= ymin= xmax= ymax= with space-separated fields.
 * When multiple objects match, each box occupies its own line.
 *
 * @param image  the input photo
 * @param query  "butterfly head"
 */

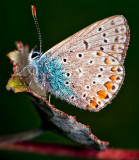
xmin=28 ymin=50 xmax=43 ymax=63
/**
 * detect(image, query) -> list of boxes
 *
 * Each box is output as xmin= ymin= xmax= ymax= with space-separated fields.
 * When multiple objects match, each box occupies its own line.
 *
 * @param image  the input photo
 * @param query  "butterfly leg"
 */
xmin=49 ymin=94 xmax=51 ymax=104
xmin=43 ymin=72 xmax=48 ymax=101
xmin=16 ymin=65 xmax=30 ymax=76
xmin=42 ymin=73 xmax=52 ymax=105
xmin=28 ymin=68 xmax=35 ymax=89
xmin=15 ymin=65 xmax=31 ymax=80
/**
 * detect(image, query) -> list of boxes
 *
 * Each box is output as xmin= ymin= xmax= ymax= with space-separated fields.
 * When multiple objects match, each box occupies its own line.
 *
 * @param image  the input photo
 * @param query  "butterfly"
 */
xmin=26 ymin=5 xmax=130 ymax=112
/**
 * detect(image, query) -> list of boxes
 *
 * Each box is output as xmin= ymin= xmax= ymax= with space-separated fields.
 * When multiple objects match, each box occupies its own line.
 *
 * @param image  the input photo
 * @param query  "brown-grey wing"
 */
xmin=56 ymin=50 xmax=124 ymax=112
xmin=43 ymin=15 xmax=130 ymax=64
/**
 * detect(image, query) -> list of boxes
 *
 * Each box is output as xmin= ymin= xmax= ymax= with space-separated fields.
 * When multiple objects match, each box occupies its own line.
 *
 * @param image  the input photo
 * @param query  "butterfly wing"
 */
xmin=43 ymin=15 xmax=129 ymax=64
xmin=40 ymin=15 xmax=129 ymax=111
xmin=50 ymin=50 xmax=124 ymax=112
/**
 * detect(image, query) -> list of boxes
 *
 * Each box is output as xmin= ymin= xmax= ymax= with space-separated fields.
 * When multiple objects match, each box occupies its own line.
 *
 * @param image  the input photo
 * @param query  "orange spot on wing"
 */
xmin=93 ymin=97 xmax=97 ymax=102
xmin=110 ymin=75 xmax=116 ymax=82
xmin=105 ymin=82 xmax=113 ymax=91
xmin=97 ymin=90 xmax=107 ymax=99
xmin=112 ymin=45 xmax=116 ymax=51
xmin=104 ymin=58 xmax=111 ymax=64
xmin=90 ymin=100 xmax=96 ymax=107
xmin=87 ymin=105 xmax=92 ymax=109
xmin=111 ymin=66 xmax=117 ymax=73
xmin=97 ymin=52 xmax=102 ymax=56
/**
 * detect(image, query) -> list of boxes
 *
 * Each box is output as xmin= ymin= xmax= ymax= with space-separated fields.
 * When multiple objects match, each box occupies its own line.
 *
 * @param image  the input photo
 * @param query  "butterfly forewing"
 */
xmin=40 ymin=15 xmax=129 ymax=111
xmin=44 ymin=15 xmax=129 ymax=64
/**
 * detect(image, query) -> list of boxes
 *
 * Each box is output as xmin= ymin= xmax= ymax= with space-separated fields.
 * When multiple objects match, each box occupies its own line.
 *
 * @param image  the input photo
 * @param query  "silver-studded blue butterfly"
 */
xmin=27 ymin=5 xmax=130 ymax=112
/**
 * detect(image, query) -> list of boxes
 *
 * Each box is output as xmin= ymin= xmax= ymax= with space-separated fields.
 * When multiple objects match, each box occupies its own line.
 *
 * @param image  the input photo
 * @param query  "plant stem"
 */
xmin=0 ymin=141 xmax=138 ymax=160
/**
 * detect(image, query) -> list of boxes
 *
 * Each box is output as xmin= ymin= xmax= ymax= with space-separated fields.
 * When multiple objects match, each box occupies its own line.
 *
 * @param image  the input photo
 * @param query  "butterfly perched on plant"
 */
xmin=16 ymin=5 xmax=130 ymax=112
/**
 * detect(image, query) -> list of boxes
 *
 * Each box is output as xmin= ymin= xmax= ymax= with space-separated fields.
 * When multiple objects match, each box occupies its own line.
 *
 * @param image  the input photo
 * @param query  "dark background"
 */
xmin=0 ymin=0 xmax=139 ymax=159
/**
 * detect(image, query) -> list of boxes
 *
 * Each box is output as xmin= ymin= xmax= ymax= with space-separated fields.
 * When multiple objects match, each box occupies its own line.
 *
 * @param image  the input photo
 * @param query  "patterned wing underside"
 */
xmin=58 ymin=50 xmax=125 ymax=111
xmin=41 ymin=15 xmax=129 ymax=111
xmin=44 ymin=15 xmax=129 ymax=64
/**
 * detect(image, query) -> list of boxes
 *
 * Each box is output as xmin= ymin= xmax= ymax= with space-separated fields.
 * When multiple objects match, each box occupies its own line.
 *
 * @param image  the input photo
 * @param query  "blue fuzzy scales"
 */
xmin=28 ymin=51 xmax=76 ymax=100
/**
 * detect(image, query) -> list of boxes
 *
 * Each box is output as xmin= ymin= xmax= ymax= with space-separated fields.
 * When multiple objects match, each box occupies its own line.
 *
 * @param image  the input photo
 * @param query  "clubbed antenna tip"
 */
xmin=31 ymin=5 xmax=42 ymax=52
xmin=31 ymin=5 xmax=36 ymax=18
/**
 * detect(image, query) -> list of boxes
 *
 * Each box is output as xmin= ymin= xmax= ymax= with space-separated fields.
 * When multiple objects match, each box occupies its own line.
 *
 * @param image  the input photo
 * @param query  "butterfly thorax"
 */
xmin=28 ymin=51 xmax=77 ymax=101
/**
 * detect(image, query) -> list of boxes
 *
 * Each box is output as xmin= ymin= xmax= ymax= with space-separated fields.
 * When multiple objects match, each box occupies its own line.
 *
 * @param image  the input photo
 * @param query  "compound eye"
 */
xmin=31 ymin=52 xmax=40 ymax=59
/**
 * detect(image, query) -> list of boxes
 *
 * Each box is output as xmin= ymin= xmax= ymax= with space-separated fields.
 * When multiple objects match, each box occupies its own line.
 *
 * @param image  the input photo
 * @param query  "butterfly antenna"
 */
xmin=31 ymin=5 xmax=42 ymax=52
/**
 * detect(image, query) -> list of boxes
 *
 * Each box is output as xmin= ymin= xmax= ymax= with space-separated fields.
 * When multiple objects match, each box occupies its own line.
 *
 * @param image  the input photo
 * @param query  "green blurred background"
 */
xmin=0 ymin=0 xmax=139 ymax=159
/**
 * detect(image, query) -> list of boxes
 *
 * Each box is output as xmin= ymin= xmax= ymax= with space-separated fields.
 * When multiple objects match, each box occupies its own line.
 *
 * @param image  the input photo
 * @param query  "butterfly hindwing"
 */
xmin=55 ymin=50 xmax=125 ymax=111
